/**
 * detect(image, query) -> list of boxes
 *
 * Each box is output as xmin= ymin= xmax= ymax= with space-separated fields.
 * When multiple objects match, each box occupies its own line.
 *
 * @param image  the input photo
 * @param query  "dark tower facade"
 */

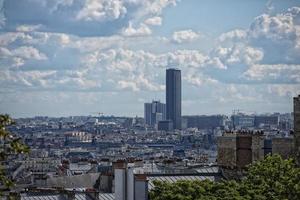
xmin=294 ymin=95 xmax=300 ymax=165
xmin=166 ymin=68 xmax=181 ymax=129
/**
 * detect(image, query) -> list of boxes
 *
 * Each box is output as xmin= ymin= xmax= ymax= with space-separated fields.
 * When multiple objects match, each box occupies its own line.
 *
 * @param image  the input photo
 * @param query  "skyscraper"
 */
xmin=166 ymin=68 xmax=181 ymax=129
xmin=144 ymin=100 xmax=166 ymax=127
xmin=294 ymin=95 xmax=300 ymax=165
xmin=144 ymin=103 xmax=152 ymax=126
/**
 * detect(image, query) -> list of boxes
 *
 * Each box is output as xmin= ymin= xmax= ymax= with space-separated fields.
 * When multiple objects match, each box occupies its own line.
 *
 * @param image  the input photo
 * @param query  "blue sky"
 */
xmin=0 ymin=0 xmax=300 ymax=117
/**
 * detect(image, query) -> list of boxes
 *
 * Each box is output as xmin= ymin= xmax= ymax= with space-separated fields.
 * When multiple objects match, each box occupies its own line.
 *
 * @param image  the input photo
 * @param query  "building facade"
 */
xmin=144 ymin=101 xmax=166 ymax=127
xmin=183 ymin=115 xmax=225 ymax=129
xmin=254 ymin=115 xmax=279 ymax=128
xmin=217 ymin=132 xmax=265 ymax=169
xmin=231 ymin=114 xmax=255 ymax=129
xmin=157 ymin=120 xmax=173 ymax=131
xmin=294 ymin=95 xmax=300 ymax=165
xmin=166 ymin=68 xmax=181 ymax=130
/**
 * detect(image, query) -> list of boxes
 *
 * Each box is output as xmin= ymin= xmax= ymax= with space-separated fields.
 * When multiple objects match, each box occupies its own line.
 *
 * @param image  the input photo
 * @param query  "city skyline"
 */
xmin=0 ymin=0 xmax=300 ymax=117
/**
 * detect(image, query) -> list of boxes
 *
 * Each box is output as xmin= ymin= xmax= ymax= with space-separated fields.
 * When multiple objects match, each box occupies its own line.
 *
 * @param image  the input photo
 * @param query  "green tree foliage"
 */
xmin=0 ymin=114 xmax=29 ymax=192
xmin=241 ymin=155 xmax=300 ymax=200
xmin=150 ymin=155 xmax=300 ymax=200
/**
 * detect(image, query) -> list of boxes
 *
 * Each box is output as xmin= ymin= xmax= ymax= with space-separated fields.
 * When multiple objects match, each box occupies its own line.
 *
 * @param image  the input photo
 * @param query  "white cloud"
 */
xmin=144 ymin=16 xmax=162 ymax=26
xmin=0 ymin=46 xmax=47 ymax=68
xmin=12 ymin=46 xmax=47 ymax=60
xmin=249 ymin=13 xmax=295 ymax=41
xmin=16 ymin=24 xmax=43 ymax=32
xmin=209 ymin=44 xmax=264 ymax=68
xmin=243 ymin=64 xmax=300 ymax=83
xmin=122 ymin=22 xmax=152 ymax=37
xmin=184 ymin=72 xmax=218 ymax=87
xmin=0 ymin=70 xmax=56 ymax=88
xmin=267 ymin=84 xmax=300 ymax=97
xmin=172 ymin=29 xmax=201 ymax=44
xmin=2 ymin=47 xmax=210 ymax=92
xmin=164 ymin=50 xmax=208 ymax=68
xmin=219 ymin=7 xmax=300 ymax=64
xmin=118 ymin=74 xmax=164 ymax=92
xmin=0 ymin=32 xmax=33 ymax=46
xmin=218 ymin=29 xmax=247 ymax=42
xmin=79 ymin=48 xmax=214 ymax=92
xmin=214 ymin=7 xmax=300 ymax=86
xmin=76 ymin=0 xmax=127 ymax=22
xmin=1 ymin=0 xmax=178 ymax=37
xmin=139 ymin=0 xmax=178 ymax=16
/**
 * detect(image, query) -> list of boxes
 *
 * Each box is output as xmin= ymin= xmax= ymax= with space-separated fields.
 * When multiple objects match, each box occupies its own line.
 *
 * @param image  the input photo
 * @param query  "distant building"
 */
xmin=166 ymin=68 xmax=181 ymax=130
xmin=294 ymin=95 xmax=300 ymax=164
xmin=144 ymin=100 xmax=166 ymax=127
xmin=157 ymin=120 xmax=173 ymax=131
xmin=144 ymin=103 xmax=152 ymax=126
xmin=183 ymin=115 xmax=225 ymax=129
xmin=231 ymin=114 xmax=255 ymax=129
xmin=254 ymin=115 xmax=279 ymax=128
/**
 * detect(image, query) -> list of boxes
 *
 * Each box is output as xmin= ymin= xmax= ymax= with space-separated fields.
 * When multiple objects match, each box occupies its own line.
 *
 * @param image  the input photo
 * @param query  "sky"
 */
xmin=0 ymin=0 xmax=300 ymax=117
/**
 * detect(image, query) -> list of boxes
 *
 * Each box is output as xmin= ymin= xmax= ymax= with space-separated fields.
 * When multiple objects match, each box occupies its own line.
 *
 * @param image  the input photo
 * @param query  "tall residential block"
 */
xmin=144 ymin=100 xmax=166 ymax=127
xmin=166 ymin=68 xmax=181 ymax=130
xmin=294 ymin=95 xmax=300 ymax=164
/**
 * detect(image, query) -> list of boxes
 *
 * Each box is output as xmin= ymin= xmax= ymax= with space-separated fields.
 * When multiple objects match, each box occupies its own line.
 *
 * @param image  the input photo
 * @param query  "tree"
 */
xmin=149 ymin=155 xmax=300 ymax=200
xmin=0 ymin=114 xmax=29 ymax=195
xmin=241 ymin=154 xmax=300 ymax=200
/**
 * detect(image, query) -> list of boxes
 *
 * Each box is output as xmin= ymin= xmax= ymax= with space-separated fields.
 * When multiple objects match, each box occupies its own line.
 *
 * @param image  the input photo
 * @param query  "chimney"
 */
xmin=114 ymin=160 xmax=127 ymax=200
xmin=134 ymin=174 xmax=148 ymax=200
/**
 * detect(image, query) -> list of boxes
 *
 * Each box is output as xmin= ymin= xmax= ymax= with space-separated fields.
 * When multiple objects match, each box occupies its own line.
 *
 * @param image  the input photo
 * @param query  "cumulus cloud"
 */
xmin=218 ymin=29 xmax=247 ymax=42
xmin=243 ymin=64 xmax=300 ymax=83
xmin=212 ymin=6 xmax=300 ymax=88
xmin=0 ymin=46 xmax=47 ymax=68
xmin=1 ymin=0 xmax=178 ymax=36
xmin=118 ymin=74 xmax=164 ymax=92
xmin=209 ymin=44 xmax=264 ymax=69
xmin=76 ymin=0 xmax=127 ymax=22
xmin=220 ymin=7 xmax=300 ymax=65
xmin=0 ymin=32 xmax=33 ymax=46
xmin=79 ymin=48 xmax=226 ymax=92
xmin=0 ymin=70 xmax=56 ymax=88
xmin=267 ymin=84 xmax=300 ymax=97
xmin=122 ymin=22 xmax=152 ymax=37
xmin=12 ymin=46 xmax=47 ymax=60
xmin=184 ymin=72 xmax=218 ymax=87
xmin=172 ymin=29 xmax=201 ymax=44
xmin=140 ymin=0 xmax=177 ymax=16
xmin=144 ymin=16 xmax=162 ymax=26
xmin=0 ymin=43 xmax=213 ymax=93
xmin=16 ymin=24 xmax=43 ymax=32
